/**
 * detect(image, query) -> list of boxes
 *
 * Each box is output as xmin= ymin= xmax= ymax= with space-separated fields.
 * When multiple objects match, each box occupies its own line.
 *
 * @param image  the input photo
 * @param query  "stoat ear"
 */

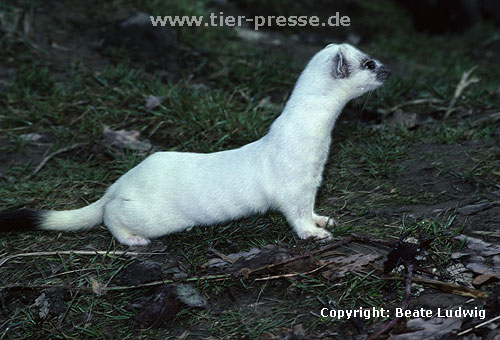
xmin=332 ymin=50 xmax=349 ymax=79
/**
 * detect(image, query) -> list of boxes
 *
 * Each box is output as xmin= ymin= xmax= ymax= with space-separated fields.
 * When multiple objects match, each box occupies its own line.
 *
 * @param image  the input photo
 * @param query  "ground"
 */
xmin=0 ymin=0 xmax=499 ymax=339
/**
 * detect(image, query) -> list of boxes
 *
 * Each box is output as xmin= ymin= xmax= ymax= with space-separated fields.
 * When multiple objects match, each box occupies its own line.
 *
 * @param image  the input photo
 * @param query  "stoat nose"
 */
xmin=376 ymin=66 xmax=391 ymax=82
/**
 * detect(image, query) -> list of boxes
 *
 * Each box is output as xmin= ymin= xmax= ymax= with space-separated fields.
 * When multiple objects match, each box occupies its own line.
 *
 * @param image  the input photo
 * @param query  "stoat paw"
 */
xmin=313 ymin=215 xmax=336 ymax=228
xmin=297 ymin=227 xmax=333 ymax=241
xmin=123 ymin=235 xmax=151 ymax=247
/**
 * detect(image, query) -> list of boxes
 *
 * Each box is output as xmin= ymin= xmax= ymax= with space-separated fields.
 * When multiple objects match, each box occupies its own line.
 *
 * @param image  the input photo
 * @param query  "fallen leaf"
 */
xmin=444 ymin=263 xmax=475 ymax=288
xmin=132 ymin=284 xmax=207 ymax=327
xmin=388 ymin=109 xmax=418 ymax=129
xmin=102 ymin=126 xmax=152 ymax=153
xmin=292 ymin=324 xmax=306 ymax=339
xmin=321 ymin=253 xmax=381 ymax=280
xmin=467 ymin=259 xmax=500 ymax=281
xmin=51 ymin=42 xmax=71 ymax=51
xmin=71 ymin=313 xmax=92 ymax=328
xmin=19 ymin=133 xmax=44 ymax=142
xmin=255 ymin=96 xmax=280 ymax=111
xmin=486 ymin=289 xmax=500 ymax=315
xmin=234 ymin=27 xmax=283 ymax=45
xmin=145 ymin=95 xmax=163 ymax=110
xmin=203 ymin=248 xmax=262 ymax=268
xmin=207 ymin=67 xmax=230 ymax=80
xmin=44 ymin=289 xmax=68 ymax=315
xmin=473 ymin=274 xmax=495 ymax=286
xmin=34 ymin=293 xmax=50 ymax=319
xmin=174 ymin=283 xmax=208 ymax=308
xmin=458 ymin=202 xmax=497 ymax=215
xmin=388 ymin=317 xmax=463 ymax=340
xmin=259 ymin=331 xmax=282 ymax=340
xmin=134 ymin=294 xmax=181 ymax=326
xmin=118 ymin=260 xmax=162 ymax=285
xmin=202 ymin=244 xmax=293 ymax=273
xmin=455 ymin=235 xmax=500 ymax=256
xmin=90 ymin=276 xmax=103 ymax=296
xmin=33 ymin=290 xmax=68 ymax=318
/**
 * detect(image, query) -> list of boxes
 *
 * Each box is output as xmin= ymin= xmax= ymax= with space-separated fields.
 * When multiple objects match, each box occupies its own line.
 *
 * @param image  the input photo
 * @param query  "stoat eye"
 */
xmin=363 ymin=60 xmax=376 ymax=70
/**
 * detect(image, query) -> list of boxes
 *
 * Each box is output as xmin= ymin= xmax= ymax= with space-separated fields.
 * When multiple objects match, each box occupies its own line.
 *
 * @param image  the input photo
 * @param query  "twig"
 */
xmin=470 ymin=230 xmax=500 ymax=238
xmin=254 ymin=260 xmax=332 ymax=282
xmin=444 ymin=66 xmax=479 ymax=119
xmin=351 ymin=234 xmax=395 ymax=248
xmin=383 ymin=276 xmax=488 ymax=299
xmin=0 ymin=263 xmax=335 ymax=292
xmin=208 ymin=248 xmax=235 ymax=264
xmin=0 ymin=126 xmax=30 ymax=133
xmin=471 ymin=111 xmax=500 ymax=127
xmin=26 ymin=142 xmax=86 ymax=179
xmin=0 ymin=250 xmax=167 ymax=269
xmin=457 ymin=315 xmax=500 ymax=336
xmin=242 ymin=235 xmax=391 ymax=277
xmin=0 ymin=274 xmax=236 ymax=292
xmin=367 ymin=263 xmax=415 ymax=340
xmin=0 ymin=235 xmax=393 ymax=293
xmin=390 ymin=98 xmax=444 ymax=112
xmin=58 ymin=290 xmax=80 ymax=337
xmin=244 ymin=236 xmax=355 ymax=276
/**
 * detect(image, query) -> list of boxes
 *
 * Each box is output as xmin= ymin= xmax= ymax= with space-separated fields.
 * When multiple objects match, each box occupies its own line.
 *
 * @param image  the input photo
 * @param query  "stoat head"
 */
xmin=300 ymin=43 xmax=390 ymax=101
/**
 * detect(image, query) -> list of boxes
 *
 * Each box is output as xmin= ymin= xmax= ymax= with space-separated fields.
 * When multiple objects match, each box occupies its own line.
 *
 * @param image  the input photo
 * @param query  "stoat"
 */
xmin=0 ymin=43 xmax=390 ymax=246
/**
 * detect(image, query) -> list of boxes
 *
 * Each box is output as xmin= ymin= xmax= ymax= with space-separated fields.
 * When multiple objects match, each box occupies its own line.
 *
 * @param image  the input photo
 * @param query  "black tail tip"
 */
xmin=0 ymin=209 xmax=42 ymax=232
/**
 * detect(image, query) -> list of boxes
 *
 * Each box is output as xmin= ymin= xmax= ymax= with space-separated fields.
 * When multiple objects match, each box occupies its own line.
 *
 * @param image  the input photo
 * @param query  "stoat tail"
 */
xmin=0 ymin=198 xmax=107 ymax=234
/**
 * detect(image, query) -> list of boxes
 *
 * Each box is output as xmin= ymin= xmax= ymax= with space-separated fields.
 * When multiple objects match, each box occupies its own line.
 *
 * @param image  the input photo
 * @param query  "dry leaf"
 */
xmin=389 ymin=317 xmax=463 ymax=340
xmin=174 ymin=283 xmax=208 ymax=308
xmin=145 ymin=95 xmax=163 ymax=110
xmin=132 ymin=284 xmax=207 ymax=327
xmin=134 ymin=293 xmax=181 ymax=326
xmin=202 ymin=244 xmax=293 ymax=272
xmin=388 ymin=109 xmax=418 ymax=129
xmin=444 ymin=263 xmax=474 ymax=288
xmin=473 ymin=274 xmax=495 ymax=286
xmin=234 ymin=27 xmax=283 ymax=45
xmin=19 ymin=133 xmax=44 ymax=142
xmin=102 ymin=126 xmax=152 ymax=153
xmin=203 ymin=248 xmax=261 ymax=268
xmin=321 ymin=253 xmax=381 ymax=280
xmin=457 ymin=202 xmax=497 ymax=215
xmin=455 ymin=235 xmax=500 ymax=256
xmin=35 ymin=293 xmax=50 ymax=319
xmin=119 ymin=260 xmax=162 ymax=285
xmin=467 ymin=259 xmax=500 ymax=281
xmin=90 ymin=276 xmax=102 ymax=296
xmin=51 ymin=42 xmax=71 ymax=51
xmin=207 ymin=67 xmax=230 ymax=80
xmin=451 ymin=235 xmax=500 ymax=286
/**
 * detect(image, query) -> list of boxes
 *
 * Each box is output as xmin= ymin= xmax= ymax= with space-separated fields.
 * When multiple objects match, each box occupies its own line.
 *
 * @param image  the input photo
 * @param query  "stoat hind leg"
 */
xmin=103 ymin=200 xmax=151 ymax=247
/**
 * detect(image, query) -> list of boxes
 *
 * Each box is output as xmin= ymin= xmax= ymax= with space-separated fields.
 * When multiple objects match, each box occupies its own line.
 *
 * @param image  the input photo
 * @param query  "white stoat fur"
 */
xmin=29 ymin=43 xmax=390 ymax=246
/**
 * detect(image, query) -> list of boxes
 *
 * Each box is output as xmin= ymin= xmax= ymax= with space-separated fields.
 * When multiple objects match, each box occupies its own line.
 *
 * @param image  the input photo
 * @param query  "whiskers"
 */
xmin=357 ymin=91 xmax=373 ymax=126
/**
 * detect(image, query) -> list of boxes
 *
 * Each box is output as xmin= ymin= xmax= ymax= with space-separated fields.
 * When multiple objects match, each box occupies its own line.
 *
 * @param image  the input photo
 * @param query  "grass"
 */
xmin=1 ymin=0 xmax=499 ymax=339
